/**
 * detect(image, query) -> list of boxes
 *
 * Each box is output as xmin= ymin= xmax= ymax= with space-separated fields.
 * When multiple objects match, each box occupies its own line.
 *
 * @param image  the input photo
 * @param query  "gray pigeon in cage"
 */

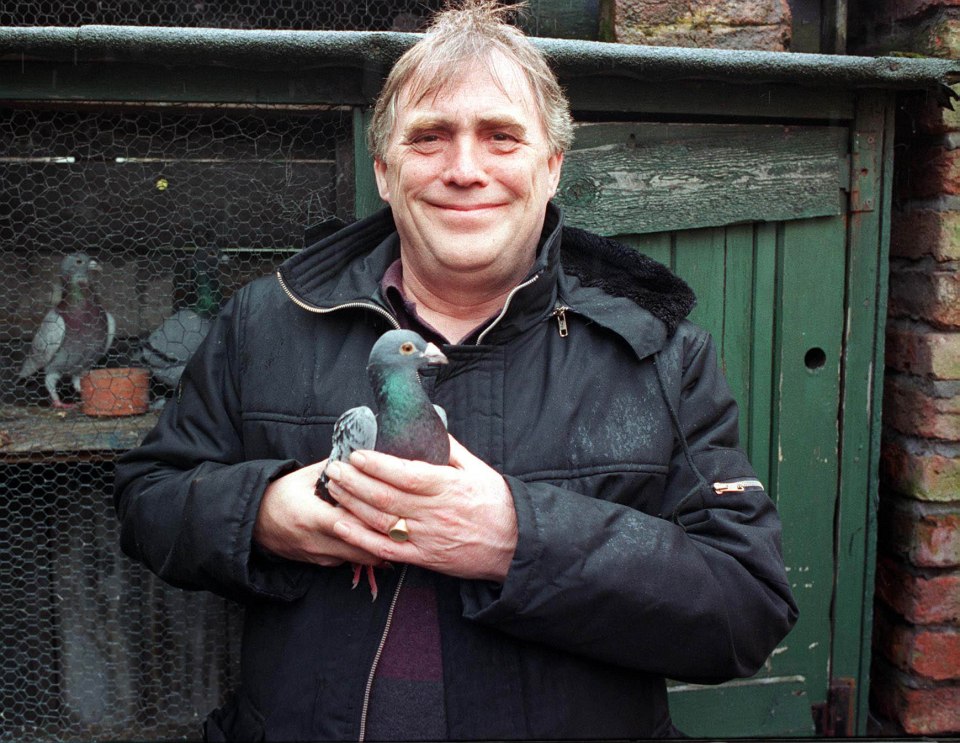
xmin=18 ymin=252 xmax=116 ymax=409
xmin=139 ymin=247 xmax=223 ymax=390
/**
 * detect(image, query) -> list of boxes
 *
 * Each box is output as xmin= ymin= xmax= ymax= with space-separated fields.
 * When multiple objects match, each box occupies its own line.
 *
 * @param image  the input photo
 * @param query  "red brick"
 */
xmin=890 ymin=208 xmax=960 ymax=261
xmin=617 ymin=0 xmax=792 ymax=26
xmin=888 ymin=269 xmax=960 ymax=329
xmin=869 ymin=0 xmax=960 ymax=25
xmin=912 ymin=85 xmax=960 ymax=135
xmin=918 ymin=14 xmax=960 ymax=58
xmin=882 ymin=438 xmax=960 ymax=502
xmin=876 ymin=610 xmax=960 ymax=680
xmin=872 ymin=667 xmax=960 ymax=734
xmin=881 ymin=496 xmax=960 ymax=567
xmin=609 ymin=0 xmax=791 ymax=50
xmin=875 ymin=556 xmax=960 ymax=624
xmin=883 ymin=374 xmax=960 ymax=439
xmin=886 ymin=322 xmax=960 ymax=379
xmin=904 ymin=145 xmax=960 ymax=200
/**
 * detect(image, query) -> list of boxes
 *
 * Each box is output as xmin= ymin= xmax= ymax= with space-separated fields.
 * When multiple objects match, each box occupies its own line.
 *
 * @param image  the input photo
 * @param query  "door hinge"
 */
xmin=812 ymin=677 xmax=856 ymax=737
xmin=849 ymin=131 xmax=878 ymax=213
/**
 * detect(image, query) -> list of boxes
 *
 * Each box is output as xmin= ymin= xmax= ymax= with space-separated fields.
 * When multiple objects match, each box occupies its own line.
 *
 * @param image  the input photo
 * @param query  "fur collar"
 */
xmin=560 ymin=225 xmax=696 ymax=335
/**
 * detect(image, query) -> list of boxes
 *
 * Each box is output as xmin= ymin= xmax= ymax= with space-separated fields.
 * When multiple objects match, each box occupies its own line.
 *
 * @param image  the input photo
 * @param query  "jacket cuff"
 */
xmin=460 ymin=473 xmax=541 ymax=620
xmin=239 ymin=459 xmax=314 ymax=601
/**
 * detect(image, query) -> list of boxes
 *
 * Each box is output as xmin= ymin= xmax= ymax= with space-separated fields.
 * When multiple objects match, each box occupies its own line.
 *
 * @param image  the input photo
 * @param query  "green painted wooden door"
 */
xmin=617 ymin=218 xmax=845 ymax=735
xmin=552 ymin=103 xmax=890 ymax=736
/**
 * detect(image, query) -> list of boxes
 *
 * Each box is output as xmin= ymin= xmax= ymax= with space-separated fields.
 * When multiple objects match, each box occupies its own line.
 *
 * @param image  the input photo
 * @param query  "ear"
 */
xmin=545 ymin=152 xmax=564 ymax=199
xmin=373 ymin=159 xmax=392 ymax=203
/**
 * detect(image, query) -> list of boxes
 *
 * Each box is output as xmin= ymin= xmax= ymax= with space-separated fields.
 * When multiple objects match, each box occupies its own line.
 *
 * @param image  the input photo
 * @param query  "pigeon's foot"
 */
xmin=351 ymin=562 xmax=379 ymax=601
xmin=52 ymin=400 xmax=76 ymax=410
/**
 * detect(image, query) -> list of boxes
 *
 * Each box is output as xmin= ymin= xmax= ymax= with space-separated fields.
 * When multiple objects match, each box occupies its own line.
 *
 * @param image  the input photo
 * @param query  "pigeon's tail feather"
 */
xmin=315 ymin=463 xmax=334 ymax=503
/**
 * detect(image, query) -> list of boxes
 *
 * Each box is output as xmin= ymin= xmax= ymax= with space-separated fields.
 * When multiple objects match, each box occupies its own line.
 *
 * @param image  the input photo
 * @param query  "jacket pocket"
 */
xmin=203 ymin=690 xmax=265 ymax=742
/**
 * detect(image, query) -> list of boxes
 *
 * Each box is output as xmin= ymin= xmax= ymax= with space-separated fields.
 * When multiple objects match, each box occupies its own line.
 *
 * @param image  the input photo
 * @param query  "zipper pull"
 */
xmin=713 ymin=478 xmax=764 ymax=494
xmin=552 ymin=305 xmax=570 ymax=338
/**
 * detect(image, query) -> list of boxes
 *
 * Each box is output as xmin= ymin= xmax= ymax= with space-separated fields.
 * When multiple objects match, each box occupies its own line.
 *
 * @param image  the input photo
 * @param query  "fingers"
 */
xmin=324 ymin=479 xmax=404 ymax=536
xmin=253 ymin=461 xmax=383 ymax=567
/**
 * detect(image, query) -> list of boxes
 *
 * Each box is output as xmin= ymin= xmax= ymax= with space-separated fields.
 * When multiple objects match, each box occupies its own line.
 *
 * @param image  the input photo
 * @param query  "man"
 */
xmin=115 ymin=1 xmax=798 ymax=740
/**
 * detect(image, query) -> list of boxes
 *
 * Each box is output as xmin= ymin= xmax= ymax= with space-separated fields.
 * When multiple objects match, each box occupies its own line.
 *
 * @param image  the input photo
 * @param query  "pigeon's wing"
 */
xmin=144 ymin=310 xmax=209 ymax=363
xmin=141 ymin=310 xmax=211 ymax=387
xmin=330 ymin=406 xmax=377 ymax=462
xmin=316 ymin=406 xmax=376 ymax=501
xmin=104 ymin=311 xmax=116 ymax=354
xmin=433 ymin=404 xmax=448 ymax=430
xmin=19 ymin=310 xmax=65 ymax=378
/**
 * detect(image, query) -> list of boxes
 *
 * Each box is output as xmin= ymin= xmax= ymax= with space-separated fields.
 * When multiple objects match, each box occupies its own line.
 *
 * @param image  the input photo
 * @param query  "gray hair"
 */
xmin=368 ymin=0 xmax=574 ymax=161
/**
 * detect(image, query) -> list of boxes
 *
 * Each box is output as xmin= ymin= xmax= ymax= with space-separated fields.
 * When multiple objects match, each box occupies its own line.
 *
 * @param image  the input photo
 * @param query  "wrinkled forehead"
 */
xmin=396 ymin=49 xmax=539 ymax=118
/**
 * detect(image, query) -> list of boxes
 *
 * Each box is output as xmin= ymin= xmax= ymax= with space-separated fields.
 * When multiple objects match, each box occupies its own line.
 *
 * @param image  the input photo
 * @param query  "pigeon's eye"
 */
xmin=399 ymin=342 xmax=416 ymax=355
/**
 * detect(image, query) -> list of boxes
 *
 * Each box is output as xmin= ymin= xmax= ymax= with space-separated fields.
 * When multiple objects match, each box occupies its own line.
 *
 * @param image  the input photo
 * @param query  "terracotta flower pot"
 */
xmin=80 ymin=367 xmax=150 ymax=416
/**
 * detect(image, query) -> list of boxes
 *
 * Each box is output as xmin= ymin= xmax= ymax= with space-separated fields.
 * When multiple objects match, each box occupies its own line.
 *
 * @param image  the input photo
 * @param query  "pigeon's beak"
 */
xmin=421 ymin=342 xmax=448 ymax=365
xmin=88 ymin=259 xmax=102 ymax=272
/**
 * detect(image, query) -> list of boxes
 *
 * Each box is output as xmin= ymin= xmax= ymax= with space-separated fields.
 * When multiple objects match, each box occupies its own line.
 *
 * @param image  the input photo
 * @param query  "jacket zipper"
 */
xmin=475 ymin=274 xmax=540 ymax=345
xmin=712 ymin=478 xmax=765 ymax=494
xmin=279 ymin=268 xmax=548 ymax=346
xmin=358 ymin=564 xmax=407 ymax=742
xmin=551 ymin=304 xmax=570 ymax=337
xmin=275 ymin=269 xmax=401 ymax=329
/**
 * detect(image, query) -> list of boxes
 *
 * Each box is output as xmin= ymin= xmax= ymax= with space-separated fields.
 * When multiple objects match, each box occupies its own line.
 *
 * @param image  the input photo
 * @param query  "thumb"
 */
xmin=447 ymin=433 xmax=482 ymax=470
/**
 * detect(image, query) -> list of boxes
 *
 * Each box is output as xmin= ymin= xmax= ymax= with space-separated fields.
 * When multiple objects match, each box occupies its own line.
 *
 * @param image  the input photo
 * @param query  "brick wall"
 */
xmin=601 ymin=0 xmax=791 ymax=50
xmin=853 ymin=1 xmax=960 ymax=736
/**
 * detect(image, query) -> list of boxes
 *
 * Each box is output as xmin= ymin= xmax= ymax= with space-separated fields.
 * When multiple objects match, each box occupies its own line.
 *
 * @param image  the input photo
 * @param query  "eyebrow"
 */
xmin=401 ymin=113 xmax=530 ymax=138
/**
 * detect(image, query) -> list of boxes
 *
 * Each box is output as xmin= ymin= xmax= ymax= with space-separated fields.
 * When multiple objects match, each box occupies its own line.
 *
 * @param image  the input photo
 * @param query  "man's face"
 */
xmin=374 ymin=52 xmax=564 ymax=292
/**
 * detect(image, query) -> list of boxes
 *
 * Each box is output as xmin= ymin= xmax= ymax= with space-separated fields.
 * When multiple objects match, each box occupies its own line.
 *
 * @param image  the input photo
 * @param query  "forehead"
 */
xmin=395 ymin=52 xmax=540 ymax=124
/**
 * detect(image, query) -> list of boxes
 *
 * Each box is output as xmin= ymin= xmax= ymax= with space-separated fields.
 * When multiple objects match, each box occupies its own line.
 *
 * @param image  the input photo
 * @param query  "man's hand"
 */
xmin=253 ymin=460 xmax=384 ymax=568
xmin=324 ymin=435 xmax=518 ymax=583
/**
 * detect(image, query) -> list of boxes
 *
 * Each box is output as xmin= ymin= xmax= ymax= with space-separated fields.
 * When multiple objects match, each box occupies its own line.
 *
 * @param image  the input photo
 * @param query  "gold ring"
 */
xmin=388 ymin=517 xmax=409 ymax=542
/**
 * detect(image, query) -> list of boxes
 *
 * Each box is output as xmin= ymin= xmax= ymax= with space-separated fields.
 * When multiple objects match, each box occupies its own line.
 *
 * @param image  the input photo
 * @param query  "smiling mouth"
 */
xmin=432 ymin=203 xmax=503 ymax=212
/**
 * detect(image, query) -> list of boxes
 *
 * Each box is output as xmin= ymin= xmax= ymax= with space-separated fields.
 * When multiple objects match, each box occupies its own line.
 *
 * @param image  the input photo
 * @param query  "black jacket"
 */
xmin=115 ymin=205 xmax=798 ymax=741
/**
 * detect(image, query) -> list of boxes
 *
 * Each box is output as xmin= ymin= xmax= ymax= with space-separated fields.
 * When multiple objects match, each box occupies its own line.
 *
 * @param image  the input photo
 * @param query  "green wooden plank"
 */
xmin=668 ymin=675 xmax=812 ymax=736
xmin=562 ymin=76 xmax=856 ymax=121
xmin=833 ymin=91 xmax=892 ymax=734
xmin=556 ymin=123 xmax=847 ymax=236
xmin=673 ymin=227 xmax=725 ymax=336
xmin=721 ymin=223 xmax=756 ymax=456
xmin=519 ymin=0 xmax=599 ymax=39
xmin=353 ymin=107 xmax=383 ymax=220
xmin=612 ymin=231 xmax=673 ymax=270
xmin=770 ymin=215 xmax=848 ymax=731
xmin=0 ymin=61 xmax=370 ymax=106
xmin=749 ymin=223 xmax=778 ymax=494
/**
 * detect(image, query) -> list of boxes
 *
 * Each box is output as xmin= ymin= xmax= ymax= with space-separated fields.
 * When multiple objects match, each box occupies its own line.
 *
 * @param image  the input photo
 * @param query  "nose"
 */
xmin=442 ymin=136 xmax=488 ymax=187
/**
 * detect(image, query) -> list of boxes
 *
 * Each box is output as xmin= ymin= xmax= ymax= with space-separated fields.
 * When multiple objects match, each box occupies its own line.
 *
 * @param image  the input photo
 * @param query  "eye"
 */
xmin=408 ymin=133 xmax=445 ymax=154
xmin=400 ymin=342 xmax=416 ymax=355
xmin=488 ymin=132 xmax=521 ymax=152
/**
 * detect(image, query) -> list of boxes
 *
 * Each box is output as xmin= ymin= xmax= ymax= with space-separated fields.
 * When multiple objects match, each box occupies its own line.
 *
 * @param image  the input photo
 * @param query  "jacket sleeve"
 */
xmin=114 ymin=288 xmax=313 ymax=603
xmin=460 ymin=329 xmax=798 ymax=684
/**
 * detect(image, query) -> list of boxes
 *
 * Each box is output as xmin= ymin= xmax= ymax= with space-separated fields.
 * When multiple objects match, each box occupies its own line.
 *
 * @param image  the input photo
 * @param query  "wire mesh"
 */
xmin=0 ymin=0 xmax=445 ymax=31
xmin=0 ymin=100 xmax=354 ymax=740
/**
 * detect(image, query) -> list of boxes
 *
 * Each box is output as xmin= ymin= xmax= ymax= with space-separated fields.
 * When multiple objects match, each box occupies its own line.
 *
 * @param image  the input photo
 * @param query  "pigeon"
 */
xmin=316 ymin=329 xmax=450 ymax=599
xmin=19 ymin=252 xmax=116 ymax=409
xmin=140 ymin=247 xmax=223 ymax=391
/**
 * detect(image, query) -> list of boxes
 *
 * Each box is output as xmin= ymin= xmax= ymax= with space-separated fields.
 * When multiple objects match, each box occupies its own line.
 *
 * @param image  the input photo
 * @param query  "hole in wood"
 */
xmin=804 ymin=347 xmax=827 ymax=371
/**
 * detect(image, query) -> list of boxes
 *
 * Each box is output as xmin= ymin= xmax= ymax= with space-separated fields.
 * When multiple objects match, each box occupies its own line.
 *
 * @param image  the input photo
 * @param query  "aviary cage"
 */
xmin=0 ymin=4 xmax=443 ymax=740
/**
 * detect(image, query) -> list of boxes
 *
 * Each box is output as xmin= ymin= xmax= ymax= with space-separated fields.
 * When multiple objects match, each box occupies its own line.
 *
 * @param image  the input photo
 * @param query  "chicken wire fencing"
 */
xmin=0 ymin=100 xmax=359 ymax=740
xmin=0 ymin=0 xmax=445 ymax=31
